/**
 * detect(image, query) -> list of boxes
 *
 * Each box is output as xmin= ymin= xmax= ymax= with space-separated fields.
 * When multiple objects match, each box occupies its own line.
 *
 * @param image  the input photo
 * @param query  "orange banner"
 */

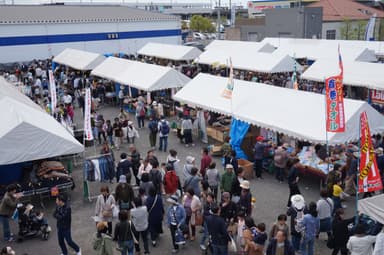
xmin=358 ymin=112 xmax=383 ymax=193
xmin=325 ymin=74 xmax=345 ymax=132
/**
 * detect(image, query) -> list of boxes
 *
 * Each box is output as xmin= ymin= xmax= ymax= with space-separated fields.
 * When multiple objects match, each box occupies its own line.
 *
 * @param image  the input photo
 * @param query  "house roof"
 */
xmin=0 ymin=5 xmax=178 ymax=25
xmin=308 ymin=0 xmax=384 ymax=21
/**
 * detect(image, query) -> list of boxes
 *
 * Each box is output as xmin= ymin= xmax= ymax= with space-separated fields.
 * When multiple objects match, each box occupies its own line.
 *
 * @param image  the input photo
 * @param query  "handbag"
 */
xmin=326 ymin=235 xmax=335 ymax=249
xmin=194 ymin=211 xmax=203 ymax=226
xmin=228 ymin=235 xmax=237 ymax=253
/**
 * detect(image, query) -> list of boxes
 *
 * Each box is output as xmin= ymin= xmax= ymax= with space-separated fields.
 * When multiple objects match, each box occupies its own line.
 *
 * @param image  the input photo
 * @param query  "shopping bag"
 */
xmin=175 ymin=228 xmax=186 ymax=245
xmin=195 ymin=211 xmax=203 ymax=226
xmin=112 ymin=206 xmax=119 ymax=218
xmin=228 ymin=235 xmax=237 ymax=253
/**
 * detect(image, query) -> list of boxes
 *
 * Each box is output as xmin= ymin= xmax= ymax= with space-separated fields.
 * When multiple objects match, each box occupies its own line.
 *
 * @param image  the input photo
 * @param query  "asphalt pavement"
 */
xmin=2 ymin=105 xmax=356 ymax=255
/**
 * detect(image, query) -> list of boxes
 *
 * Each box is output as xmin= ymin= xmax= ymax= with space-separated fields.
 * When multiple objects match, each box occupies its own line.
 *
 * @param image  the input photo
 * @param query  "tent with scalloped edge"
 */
xmin=0 ymin=77 xmax=84 ymax=165
xmin=173 ymin=73 xmax=384 ymax=145
xmin=53 ymin=48 xmax=106 ymax=71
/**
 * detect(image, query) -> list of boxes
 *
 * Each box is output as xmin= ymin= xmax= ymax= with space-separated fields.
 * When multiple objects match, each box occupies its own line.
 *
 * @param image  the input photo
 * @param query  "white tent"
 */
xmin=301 ymin=59 xmax=384 ymax=90
xmin=53 ymin=48 xmax=106 ymax=71
xmin=0 ymin=77 xmax=84 ymax=165
xmin=91 ymin=57 xmax=191 ymax=91
xmin=173 ymin=73 xmax=384 ymax=144
xmin=196 ymin=49 xmax=302 ymax=73
xmin=262 ymin=37 xmax=384 ymax=58
xmin=358 ymin=194 xmax=384 ymax=224
xmin=137 ymin=42 xmax=202 ymax=61
xmin=262 ymin=37 xmax=378 ymax=62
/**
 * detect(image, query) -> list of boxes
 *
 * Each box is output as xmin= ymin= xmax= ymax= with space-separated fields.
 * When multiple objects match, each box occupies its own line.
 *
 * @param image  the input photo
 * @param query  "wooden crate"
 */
xmin=238 ymin=159 xmax=254 ymax=180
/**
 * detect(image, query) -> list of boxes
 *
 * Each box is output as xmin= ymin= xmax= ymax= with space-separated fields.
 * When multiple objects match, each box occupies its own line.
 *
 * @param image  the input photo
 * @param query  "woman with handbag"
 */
xmin=145 ymin=186 xmax=164 ymax=247
xmin=182 ymin=188 xmax=202 ymax=241
xmin=114 ymin=210 xmax=138 ymax=255
xmin=95 ymin=186 xmax=116 ymax=235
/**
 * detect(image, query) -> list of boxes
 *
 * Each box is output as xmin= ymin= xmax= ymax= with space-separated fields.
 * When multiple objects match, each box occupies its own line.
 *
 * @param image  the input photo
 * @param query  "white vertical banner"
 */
xmin=84 ymin=88 xmax=94 ymax=141
xmin=146 ymin=91 xmax=151 ymax=105
xmin=365 ymin=13 xmax=377 ymax=41
xmin=48 ymin=70 xmax=57 ymax=115
xmin=128 ymin=86 xmax=132 ymax=97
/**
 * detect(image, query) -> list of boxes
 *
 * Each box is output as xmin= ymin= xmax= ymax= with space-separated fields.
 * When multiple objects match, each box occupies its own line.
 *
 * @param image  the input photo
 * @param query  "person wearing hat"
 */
xmin=221 ymin=164 xmax=235 ymax=193
xmin=166 ymin=195 xmax=186 ymax=253
xmin=206 ymin=203 xmax=230 ymax=255
xmin=115 ymin=175 xmax=135 ymax=211
xmin=127 ymin=120 xmax=139 ymax=144
xmin=183 ymin=156 xmax=196 ymax=182
xmin=238 ymin=180 xmax=252 ymax=216
xmin=287 ymin=194 xmax=307 ymax=252
xmin=219 ymin=192 xmax=237 ymax=225
xmin=253 ymin=136 xmax=266 ymax=179
xmin=92 ymin=222 xmax=113 ymax=255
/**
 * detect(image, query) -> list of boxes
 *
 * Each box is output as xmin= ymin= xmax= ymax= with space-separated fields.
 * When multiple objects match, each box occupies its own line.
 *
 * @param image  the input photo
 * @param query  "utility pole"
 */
xmin=217 ymin=0 xmax=221 ymax=39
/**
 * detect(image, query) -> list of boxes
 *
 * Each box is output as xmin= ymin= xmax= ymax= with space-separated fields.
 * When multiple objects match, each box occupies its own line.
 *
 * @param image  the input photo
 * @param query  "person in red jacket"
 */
xmin=200 ymin=147 xmax=212 ymax=178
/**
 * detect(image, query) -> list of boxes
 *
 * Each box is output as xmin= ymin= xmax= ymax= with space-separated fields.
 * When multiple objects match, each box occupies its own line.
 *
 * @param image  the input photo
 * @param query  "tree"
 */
xmin=340 ymin=18 xmax=353 ymax=40
xmin=190 ymin=15 xmax=215 ymax=33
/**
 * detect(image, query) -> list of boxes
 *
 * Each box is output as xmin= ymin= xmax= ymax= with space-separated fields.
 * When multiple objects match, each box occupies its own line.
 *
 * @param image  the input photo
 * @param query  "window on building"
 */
xmin=326 ymin=30 xmax=336 ymax=40
xmin=247 ymin=32 xmax=258 ymax=42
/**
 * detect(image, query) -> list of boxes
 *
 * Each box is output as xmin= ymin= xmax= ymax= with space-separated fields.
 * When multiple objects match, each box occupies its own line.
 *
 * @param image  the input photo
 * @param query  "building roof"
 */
xmin=308 ymin=0 xmax=384 ymax=21
xmin=0 ymin=5 xmax=178 ymax=25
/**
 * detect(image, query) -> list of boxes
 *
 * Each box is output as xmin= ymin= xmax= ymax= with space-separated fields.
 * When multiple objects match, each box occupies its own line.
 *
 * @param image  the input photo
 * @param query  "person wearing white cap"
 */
xmin=166 ymin=195 xmax=186 ymax=253
xmin=238 ymin=180 xmax=252 ymax=216
xmin=287 ymin=194 xmax=307 ymax=252
xmin=127 ymin=120 xmax=139 ymax=144
xmin=221 ymin=164 xmax=235 ymax=193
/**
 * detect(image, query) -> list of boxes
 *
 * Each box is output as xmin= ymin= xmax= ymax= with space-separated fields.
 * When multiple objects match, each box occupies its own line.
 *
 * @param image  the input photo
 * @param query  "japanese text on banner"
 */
xmin=84 ymin=88 xmax=94 ymax=141
xmin=325 ymin=75 xmax=345 ymax=132
xmin=48 ymin=70 xmax=57 ymax=115
xmin=358 ymin=112 xmax=383 ymax=193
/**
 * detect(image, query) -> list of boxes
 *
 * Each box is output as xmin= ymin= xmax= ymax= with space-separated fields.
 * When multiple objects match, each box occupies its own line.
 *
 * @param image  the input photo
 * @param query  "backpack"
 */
xmin=160 ymin=121 xmax=170 ymax=135
xmin=294 ymin=209 xmax=305 ymax=234
xmin=164 ymin=171 xmax=179 ymax=195
xmin=139 ymin=106 xmax=146 ymax=117
xmin=149 ymin=120 xmax=158 ymax=133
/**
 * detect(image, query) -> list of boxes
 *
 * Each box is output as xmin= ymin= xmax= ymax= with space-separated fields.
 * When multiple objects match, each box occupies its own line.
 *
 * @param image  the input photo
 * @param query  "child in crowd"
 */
xmin=269 ymin=214 xmax=289 ymax=240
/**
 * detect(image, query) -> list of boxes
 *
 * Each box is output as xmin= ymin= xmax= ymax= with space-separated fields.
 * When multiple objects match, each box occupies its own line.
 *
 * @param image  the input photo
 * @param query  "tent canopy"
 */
xmin=301 ymin=59 xmax=384 ymax=90
xmin=173 ymin=73 xmax=384 ymax=145
xmin=91 ymin=57 xmax=190 ymax=91
xmin=137 ymin=42 xmax=202 ymax=61
xmin=358 ymin=194 xmax=384 ymax=224
xmin=53 ymin=48 xmax=106 ymax=71
xmin=0 ymin=77 xmax=84 ymax=165
xmin=196 ymin=48 xmax=302 ymax=73
xmin=262 ymin=37 xmax=378 ymax=62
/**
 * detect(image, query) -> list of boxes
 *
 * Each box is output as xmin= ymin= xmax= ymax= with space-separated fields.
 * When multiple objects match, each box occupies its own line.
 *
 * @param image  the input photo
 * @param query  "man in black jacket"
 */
xmin=266 ymin=230 xmax=295 ymax=255
xmin=129 ymin=145 xmax=141 ymax=186
xmin=206 ymin=204 xmax=230 ymax=255
xmin=54 ymin=194 xmax=81 ymax=255
xmin=117 ymin=153 xmax=132 ymax=184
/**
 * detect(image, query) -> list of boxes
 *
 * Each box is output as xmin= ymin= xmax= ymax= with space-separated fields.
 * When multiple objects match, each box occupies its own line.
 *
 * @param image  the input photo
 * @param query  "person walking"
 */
xmin=182 ymin=188 xmax=202 ymax=241
xmin=92 ymin=222 xmax=113 ymax=255
xmin=53 ymin=194 xmax=81 ymax=255
xmin=287 ymin=158 xmax=301 ymax=207
xmin=373 ymin=228 xmax=384 ymax=255
xmin=331 ymin=208 xmax=355 ymax=255
xmin=114 ymin=210 xmax=137 ymax=255
xmin=274 ymin=144 xmax=289 ymax=183
xmin=131 ymin=197 xmax=150 ymax=255
xmin=158 ymin=116 xmax=170 ymax=152
xmin=129 ymin=145 xmax=141 ymax=186
xmin=115 ymin=176 xmax=135 ymax=211
xmin=206 ymin=203 xmax=230 ymax=255
xmin=116 ymin=153 xmax=132 ymax=184
xmin=148 ymin=117 xmax=158 ymax=149
xmin=135 ymin=100 xmax=146 ymax=129
xmin=205 ymin=162 xmax=220 ymax=201
xmin=200 ymin=147 xmax=212 ymax=178
xmin=221 ymin=164 xmax=235 ymax=193
xmin=181 ymin=116 xmax=194 ymax=147
xmin=95 ymin=186 xmax=116 ymax=235
xmin=316 ymin=189 xmax=333 ymax=240
xmin=266 ymin=230 xmax=295 ymax=255
xmin=183 ymin=167 xmax=202 ymax=197
xmin=253 ymin=136 xmax=266 ymax=179
xmin=231 ymin=167 xmax=244 ymax=204
xmin=146 ymin=187 xmax=164 ymax=247
xmin=347 ymin=223 xmax=377 ymax=255
xmin=287 ymin=194 xmax=307 ymax=252
xmin=300 ymin=202 xmax=320 ymax=255
xmin=166 ymin=195 xmax=186 ymax=254
xmin=113 ymin=117 xmax=123 ymax=150
xmin=127 ymin=121 xmax=139 ymax=144
xmin=0 ymin=184 xmax=21 ymax=242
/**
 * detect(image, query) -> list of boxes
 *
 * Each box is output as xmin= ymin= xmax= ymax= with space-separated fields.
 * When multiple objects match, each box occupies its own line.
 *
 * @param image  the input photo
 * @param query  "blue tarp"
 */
xmin=230 ymin=118 xmax=250 ymax=160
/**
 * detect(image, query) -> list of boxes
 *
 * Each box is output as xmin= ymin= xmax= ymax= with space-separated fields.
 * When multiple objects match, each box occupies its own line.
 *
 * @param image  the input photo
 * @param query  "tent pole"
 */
xmin=355 ymin=115 xmax=361 ymax=225
xmin=324 ymin=78 xmax=329 ymax=189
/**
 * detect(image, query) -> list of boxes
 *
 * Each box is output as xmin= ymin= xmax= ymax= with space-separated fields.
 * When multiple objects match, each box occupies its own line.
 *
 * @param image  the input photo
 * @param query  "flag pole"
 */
xmin=323 ymin=77 xmax=330 ymax=185
xmin=355 ymin=114 xmax=361 ymax=225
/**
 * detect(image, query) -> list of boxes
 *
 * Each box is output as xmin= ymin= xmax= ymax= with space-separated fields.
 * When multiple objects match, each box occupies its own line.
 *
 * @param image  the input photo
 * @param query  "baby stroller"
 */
xmin=16 ymin=203 xmax=51 ymax=242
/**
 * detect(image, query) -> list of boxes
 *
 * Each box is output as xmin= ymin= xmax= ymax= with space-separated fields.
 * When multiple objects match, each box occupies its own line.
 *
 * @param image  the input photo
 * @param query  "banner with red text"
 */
xmin=370 ymin=89 xmax=384 ymax=104
xmin=325 ymin=75 xmax=345 ymax=132
xmin=358 ymin=112 xmax=383 ymax=193
xmin=84 ymin=88 xmax=94 ymax=141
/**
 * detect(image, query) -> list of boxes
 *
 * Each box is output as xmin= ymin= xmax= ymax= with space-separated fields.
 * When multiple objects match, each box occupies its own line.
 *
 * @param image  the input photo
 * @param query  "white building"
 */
xmin=0 ymin=4 xmax=181 ymax=63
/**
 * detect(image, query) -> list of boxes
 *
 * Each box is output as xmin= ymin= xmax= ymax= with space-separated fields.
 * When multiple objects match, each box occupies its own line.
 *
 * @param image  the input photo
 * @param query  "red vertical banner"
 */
xmin=358 ymin=112 xmax=383 ymax=193
xmin=325 ymin=74 xmax=345 ymax=132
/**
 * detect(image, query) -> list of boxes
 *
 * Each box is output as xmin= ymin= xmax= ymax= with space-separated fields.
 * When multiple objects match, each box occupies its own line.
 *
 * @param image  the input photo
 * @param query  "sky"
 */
xmin=1 ymin=0 xmax=251 ymax=7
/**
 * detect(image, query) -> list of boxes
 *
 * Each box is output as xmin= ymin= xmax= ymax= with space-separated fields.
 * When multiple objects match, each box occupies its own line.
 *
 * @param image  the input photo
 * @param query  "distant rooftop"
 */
xmin=0 ymin=5 xmax=179 ymax=25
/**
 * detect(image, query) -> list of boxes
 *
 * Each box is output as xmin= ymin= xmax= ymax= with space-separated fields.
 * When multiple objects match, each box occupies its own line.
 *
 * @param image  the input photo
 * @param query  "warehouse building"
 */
xmin=0 ymin=4 xmax=181 ymax=63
